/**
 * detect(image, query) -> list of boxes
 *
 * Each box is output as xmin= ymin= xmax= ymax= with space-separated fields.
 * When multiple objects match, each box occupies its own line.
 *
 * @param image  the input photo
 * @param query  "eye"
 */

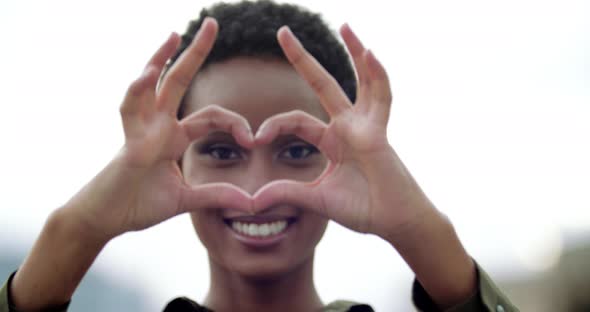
xmin=201 ymin=143 xmax=242 ymax=161
xmin=279 ymin=142 xmax=319 ymax=160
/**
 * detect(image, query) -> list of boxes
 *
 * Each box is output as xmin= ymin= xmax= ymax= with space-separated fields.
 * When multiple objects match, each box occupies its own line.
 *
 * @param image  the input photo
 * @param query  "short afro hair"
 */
xmin=167 ymin=0 xmax=357 ymax=118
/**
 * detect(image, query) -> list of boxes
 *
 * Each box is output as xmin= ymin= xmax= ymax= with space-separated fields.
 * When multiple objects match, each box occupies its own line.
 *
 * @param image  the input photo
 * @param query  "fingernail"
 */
xmin=281 ymin=26 xmax=296 ymax=40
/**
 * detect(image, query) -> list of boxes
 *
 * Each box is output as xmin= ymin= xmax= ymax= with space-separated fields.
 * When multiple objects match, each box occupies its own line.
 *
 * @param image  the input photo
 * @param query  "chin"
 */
xmin=220 ymin=251 xmax=315 ymax=282
xmin=191 ymin=209 xmax=327 ymax=282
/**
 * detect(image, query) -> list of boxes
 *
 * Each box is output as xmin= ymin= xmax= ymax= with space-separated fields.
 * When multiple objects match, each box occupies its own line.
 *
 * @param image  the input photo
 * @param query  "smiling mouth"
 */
xmin=224 ymin=218 xmax=297 ymax=239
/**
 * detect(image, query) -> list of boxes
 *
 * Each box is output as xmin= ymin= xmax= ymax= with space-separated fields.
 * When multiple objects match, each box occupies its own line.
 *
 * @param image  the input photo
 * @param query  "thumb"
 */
xmin=179 ymin=183 xmax=253 ymax=214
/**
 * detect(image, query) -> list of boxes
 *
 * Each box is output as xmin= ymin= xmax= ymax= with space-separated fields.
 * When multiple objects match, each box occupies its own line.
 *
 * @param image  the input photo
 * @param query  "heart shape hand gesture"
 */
xmin=70 ymin=17 xmax=433 ymax=246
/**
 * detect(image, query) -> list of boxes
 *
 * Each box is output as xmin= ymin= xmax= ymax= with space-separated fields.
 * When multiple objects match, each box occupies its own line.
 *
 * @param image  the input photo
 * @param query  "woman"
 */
xmin=0 ymin=1 xmax=517 ymax=311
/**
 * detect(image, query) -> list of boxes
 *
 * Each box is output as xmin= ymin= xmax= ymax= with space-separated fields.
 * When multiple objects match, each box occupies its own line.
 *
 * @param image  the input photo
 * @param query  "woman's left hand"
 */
xmin=253 ymin=24 xmax=478 ymax=308
xmin=252 ymin=24 xmax=436 ymax=243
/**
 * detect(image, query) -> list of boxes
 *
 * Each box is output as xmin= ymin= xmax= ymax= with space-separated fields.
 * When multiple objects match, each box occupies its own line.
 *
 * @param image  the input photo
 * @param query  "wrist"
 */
xmin=52 ymin=204 xmax=113 ymax=248
xmin=386 ymin=209 xmax=477 ymax=308
xmin=60 ymin=153 xmax=141 ymax=241
xmin=381 ymin=197 xmax=439 ymax=247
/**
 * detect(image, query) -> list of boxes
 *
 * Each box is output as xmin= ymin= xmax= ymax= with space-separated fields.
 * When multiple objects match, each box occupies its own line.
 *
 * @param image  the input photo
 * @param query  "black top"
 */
xmin=162 ymin=297 xmax=375 ymax=312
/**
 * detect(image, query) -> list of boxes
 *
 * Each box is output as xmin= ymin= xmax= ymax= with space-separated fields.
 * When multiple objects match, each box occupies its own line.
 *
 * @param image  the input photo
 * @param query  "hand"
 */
xmin=64 ymin=18 xmax=254 ymax=241
xmin=252 ymin=24 xmax=436 ymax=242
xmin=252 ymin=26 xmax=478 ymax=308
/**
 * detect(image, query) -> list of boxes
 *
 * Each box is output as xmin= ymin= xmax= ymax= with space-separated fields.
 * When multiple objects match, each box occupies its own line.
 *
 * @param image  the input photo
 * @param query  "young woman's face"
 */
xmin=181 ymin=57 xmax=330 ymax=278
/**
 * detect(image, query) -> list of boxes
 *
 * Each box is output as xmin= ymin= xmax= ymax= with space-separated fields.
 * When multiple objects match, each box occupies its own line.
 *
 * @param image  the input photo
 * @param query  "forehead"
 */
xmin=184 ymin=57 xmax=328 ymax=131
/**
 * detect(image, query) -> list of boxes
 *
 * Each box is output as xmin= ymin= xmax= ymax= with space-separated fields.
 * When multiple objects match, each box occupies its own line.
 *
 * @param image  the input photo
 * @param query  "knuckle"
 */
xmin=291 ymin=110 xmax=310 ymax=122
xmin=170 ymin=71 xmax=193 ymax=89
xmin=289 ymin=49 xmax=305 ymax=65
xmin=197 ymin=105 xmax=220 ymax=120
xmin=204 ymin=104 xmax=226 ymax=116
xmin=309 ymin=77 xmax=328 ymax=94
xmin=119 ymin=104 xmax=131 ymax=115
xmin=126 ymin=79 xmax=144 ymax=97
xmin=290 ymin=109 xmax=306 ymax=117
xmin=385 ymin=94 xmax=393 ymax=104
xmin=191 ymin=47 xmax=208 ymax=61
xmin=207 ymin=115 xmax=219 ymax=129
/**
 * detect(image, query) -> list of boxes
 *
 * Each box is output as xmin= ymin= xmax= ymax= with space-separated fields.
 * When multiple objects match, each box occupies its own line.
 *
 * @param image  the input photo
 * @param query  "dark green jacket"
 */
xmin=0 ymin=262 xmax=517 ymax=311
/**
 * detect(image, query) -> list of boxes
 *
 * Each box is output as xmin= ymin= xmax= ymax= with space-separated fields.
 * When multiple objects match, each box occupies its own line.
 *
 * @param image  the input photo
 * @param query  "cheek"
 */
xmin=190 ymin=211 xmax=224 ymax=251
xmin=308 ymin=216 xmax=329 ymax=243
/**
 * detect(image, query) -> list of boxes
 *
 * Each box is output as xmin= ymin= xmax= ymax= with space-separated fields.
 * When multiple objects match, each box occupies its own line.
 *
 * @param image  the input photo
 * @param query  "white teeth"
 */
xmin=259 ymin=224 xmax=270 ymax=236
xmin=231 ymin=220 xmax=289 ymax=237
xmin=248 ymin=223 xmax=259 ymax=236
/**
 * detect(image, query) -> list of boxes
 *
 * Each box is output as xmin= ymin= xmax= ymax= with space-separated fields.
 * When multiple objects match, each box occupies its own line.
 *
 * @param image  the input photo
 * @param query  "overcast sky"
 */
xmin=0 ymin=0 xmax=588 ymax=310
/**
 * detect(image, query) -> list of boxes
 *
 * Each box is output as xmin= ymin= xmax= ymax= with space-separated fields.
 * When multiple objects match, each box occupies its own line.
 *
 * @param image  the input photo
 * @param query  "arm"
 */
xmin=250 ymin=24 xmax=515 ymax=310
xmin=10 ymin=206 xmax=107 ymax=310
xmin=7 ymin=18 xmax=254 ymax=311
xmin=387 ymin=206 xmax=477 ymax=308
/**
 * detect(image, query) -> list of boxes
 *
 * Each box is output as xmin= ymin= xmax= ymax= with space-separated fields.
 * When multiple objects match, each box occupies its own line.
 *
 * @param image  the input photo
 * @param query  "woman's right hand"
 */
xmin=61 ymin=17 xmax=254 ymax=243
xmin=10 ymin=18 xmax=256 ymax=311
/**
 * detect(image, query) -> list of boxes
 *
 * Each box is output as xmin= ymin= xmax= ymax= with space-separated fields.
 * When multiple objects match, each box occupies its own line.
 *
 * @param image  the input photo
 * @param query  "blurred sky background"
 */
xmin=0 ymin=0 xmax=588 ymax=311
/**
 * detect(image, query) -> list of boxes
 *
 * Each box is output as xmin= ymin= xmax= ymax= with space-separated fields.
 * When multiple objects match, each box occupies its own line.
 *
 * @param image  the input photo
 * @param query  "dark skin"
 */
xmin=10 ymin=17 xmax=475 ymax=311
xmin=181 ymin=57 xmax=329 ymax=312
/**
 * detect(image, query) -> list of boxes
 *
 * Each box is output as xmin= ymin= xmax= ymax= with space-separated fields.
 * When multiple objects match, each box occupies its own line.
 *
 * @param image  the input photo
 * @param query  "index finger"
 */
xmin=157 ymin=17 xmax=219 ymax=116
xmin=277 ymin=26 xmax=352 ymax=117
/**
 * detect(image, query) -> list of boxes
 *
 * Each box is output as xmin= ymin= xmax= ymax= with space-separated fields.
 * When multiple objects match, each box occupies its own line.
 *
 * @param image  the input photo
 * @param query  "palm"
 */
xmin=315 ymin=111 xmax=382 ymax=229
xmin=116 ymin=157 xmax=185 ymax=232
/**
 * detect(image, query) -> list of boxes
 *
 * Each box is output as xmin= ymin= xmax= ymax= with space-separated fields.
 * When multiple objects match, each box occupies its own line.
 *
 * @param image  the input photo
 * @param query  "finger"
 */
xmin=277 ymin=26 xmax=352 ymax=117
xmin=158 ymin=17 xmax=218 ymax=116
xmin=120 ymin=33 xmax=180 ymax=116
xmin=254 ymin=110 xmax=340 ymax=161
xmin=180 ymin=105 xmax=254 ymax=149
xmin=147 ymin=32 xmax=182 ymax=72
xmin=365 ymin=50 xmax=393 ymax=125
xmin=180 ymin=182 xmax=253 ymax=213
xmin=340 ymin=24 xmax=370 ymax=104
xmin=253 ymin=179 xmax=327 ymax=217
xmin=255 ymin=110 xmax=327 ymax=144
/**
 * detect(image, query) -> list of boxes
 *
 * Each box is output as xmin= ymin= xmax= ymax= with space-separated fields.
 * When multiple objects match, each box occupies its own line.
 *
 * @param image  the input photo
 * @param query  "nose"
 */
xmin=238 ymin=149 xmax=275 ymax=195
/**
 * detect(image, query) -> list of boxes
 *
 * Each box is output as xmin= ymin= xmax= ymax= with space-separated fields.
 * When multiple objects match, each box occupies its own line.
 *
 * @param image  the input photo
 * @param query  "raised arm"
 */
xmin=250 ymin=24 xmax=516 ymax=310
xmin=8 ymin=18 xmax=254 ymax=311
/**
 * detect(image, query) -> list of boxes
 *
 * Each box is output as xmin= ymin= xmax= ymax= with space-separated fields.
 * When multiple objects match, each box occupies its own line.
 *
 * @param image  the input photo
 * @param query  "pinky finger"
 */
xmin=365 ymin=50 xmax=393 ymax=124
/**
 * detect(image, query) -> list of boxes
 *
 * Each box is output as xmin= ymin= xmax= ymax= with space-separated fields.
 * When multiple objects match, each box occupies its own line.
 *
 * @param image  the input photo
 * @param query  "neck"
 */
xmin=203 ymin=255 xmax=323 ymax=312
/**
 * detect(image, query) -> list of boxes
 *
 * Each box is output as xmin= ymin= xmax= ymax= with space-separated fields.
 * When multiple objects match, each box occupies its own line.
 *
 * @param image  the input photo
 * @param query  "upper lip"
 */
xmin=221 ymin=205 xmax=300 ymax=222
xmin=225 ymin=215 xmax=296 ymax=223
